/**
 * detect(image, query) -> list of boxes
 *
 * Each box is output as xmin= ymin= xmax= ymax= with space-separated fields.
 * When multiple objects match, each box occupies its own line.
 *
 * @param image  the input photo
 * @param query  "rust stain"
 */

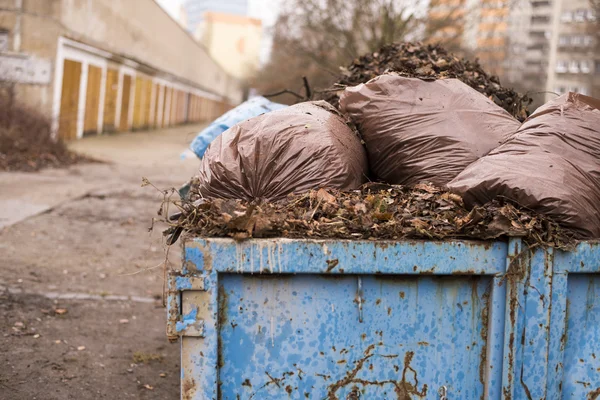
xmin=248 ymin=371 xmax=294 ymax=399
xmin=326 ymin=259 xmax=339 ymax=272
xmin=166 ymin=277 xmax=180 ymax=342
xmin=242 ymin=378 xmax=252 ymax=387
xmin=503 ymin=242 xmax=531 ymax=400
xmin=182 ymin=377 xmax=196 ymax=400
xmin=399 ymin=291 xmax=405 ymax=299
xmin=198 ymin=244 xmax=213 ymax=271
xmin=326 ymin=345 xmax=427 ymax=399
xmin=589 ymin=387 xmax=600 ymax=399
xmin=217 ymin=284 xmax=228 ymax=369
xmin=478 ymin=283 xmax=491 ymax=398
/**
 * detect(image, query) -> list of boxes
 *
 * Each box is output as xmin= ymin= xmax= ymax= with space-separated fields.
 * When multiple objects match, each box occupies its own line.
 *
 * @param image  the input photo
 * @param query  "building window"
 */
xmin=596 ymin=61 xmax=600 ymax=73
xmin=574 ymin=9 xmax=586 ymax=22
xmin=572 ymin=35 xmax=584 ymax=46
xmin=580 ymin=87 xmax=589 ymax=95
xmin=554 ymin=87 xmax=566 ymax=94
xmin=532 ymin=0 xmax=551 ymax=7
xmin=568 ymin=60 xmax=580 ymax=73
xmin=561 ymin=11 xmax=573 ymax=22
xmin=556 ymin=60 xmax=568 ymax=73
xmin=587 ymin=10 xmax=596 ymax=21
xmin=532 ymin=15 xmax=551 ymax=24
xmin=583 ymin=35 xmax=594 ymax=46
xmin=580 ymin=60 xmax=591 ymax=73
xmin=559 ymin=35 xmax=569 ymax=46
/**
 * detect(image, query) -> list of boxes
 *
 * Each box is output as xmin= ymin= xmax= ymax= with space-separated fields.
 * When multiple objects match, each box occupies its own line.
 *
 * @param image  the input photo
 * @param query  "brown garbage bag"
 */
xmin=339 ymin=75 xmax=520 ymax=186
xmin=196 ymin=101 xmax=368 ymax=201
xmin=448 ymin=93 xmax=600 ymax=239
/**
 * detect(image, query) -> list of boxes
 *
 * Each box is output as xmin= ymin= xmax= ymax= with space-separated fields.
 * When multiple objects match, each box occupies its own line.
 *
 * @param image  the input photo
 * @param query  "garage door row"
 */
xmin=58 ymin=58 xmax=232 ymax=140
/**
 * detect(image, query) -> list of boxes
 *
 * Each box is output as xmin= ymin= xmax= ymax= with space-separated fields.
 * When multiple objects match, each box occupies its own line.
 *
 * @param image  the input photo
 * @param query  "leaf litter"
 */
xmin=319 ymin=42 xmax=532 ymax=121
xmin=161 ymin=181 xmax=575 ymax=250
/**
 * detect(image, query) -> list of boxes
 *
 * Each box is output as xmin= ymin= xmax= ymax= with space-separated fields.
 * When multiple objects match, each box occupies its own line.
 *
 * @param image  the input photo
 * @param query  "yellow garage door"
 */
xmin=103 ymin=68 xmax=119 ymax=132
xmin=143 ymin=80 xmax=153 ymax=128
xmin=58 ymin=59 xmax=82 ymax=140
xmin=119 ymin=75 xmax=132 ymax=131
xmin=153 ymin=84 xmax=162 ymax=128
xmin=132 ymin=76 xmax=144 ymax=130
xmin=83 ymin=65 xmax=102 ymax=136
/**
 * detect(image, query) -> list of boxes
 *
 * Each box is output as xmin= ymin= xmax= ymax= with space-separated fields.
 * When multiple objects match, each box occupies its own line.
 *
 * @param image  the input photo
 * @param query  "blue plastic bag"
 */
xmin=189 ymin=96 xmax=287 ymax=158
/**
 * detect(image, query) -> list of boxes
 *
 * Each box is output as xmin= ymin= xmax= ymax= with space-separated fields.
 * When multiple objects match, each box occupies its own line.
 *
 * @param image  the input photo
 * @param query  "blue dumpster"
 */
xmin=166 ymin=238 xmax=600 ymax=399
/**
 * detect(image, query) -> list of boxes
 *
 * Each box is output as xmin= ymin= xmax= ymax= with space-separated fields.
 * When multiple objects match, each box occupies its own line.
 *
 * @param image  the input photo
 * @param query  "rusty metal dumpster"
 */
xmin=166 ymin=238 xmax=600 ymax=399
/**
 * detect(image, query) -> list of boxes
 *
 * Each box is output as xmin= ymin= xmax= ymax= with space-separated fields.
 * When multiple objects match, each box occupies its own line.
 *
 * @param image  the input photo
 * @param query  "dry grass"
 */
xmin=0 ymin=91 xmax=93 ymax=172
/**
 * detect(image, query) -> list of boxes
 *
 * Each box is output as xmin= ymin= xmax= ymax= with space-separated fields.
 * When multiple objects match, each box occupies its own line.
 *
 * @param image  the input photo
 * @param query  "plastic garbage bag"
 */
xmin=190 ymin=96 xmax=287 ymax=158
xmin=196 ymin=101 xmax=369 ymax=201
xmin=339 ymin=75 xmax=520 ymax=186
xmin=448 ymin=92 xmax=600 ymax=239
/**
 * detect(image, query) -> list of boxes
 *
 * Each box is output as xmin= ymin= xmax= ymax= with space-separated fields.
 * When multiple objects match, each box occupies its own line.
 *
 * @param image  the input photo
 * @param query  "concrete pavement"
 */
xmin=0 ymin=124 xmax=204 ymax=230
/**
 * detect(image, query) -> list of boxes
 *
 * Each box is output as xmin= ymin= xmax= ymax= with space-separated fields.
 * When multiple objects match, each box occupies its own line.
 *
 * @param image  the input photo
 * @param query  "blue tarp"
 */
xmin=189 ymin=96 xmax=287 ymax=158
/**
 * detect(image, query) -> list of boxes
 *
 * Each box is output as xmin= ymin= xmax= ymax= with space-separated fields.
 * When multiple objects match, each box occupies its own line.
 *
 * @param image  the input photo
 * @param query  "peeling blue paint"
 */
xmin=175 ymin=276 xmax=193 ymax=291
xmin=170 ymin=239 xmax=600 ymax=400
xmin=176 ymin=307 xmax=198 ymax=333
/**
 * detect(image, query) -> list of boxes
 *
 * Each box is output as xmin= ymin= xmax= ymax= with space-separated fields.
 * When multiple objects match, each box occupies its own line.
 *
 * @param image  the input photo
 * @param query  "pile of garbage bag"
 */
xmin=176 ymin=43 xmax=600 ymax=241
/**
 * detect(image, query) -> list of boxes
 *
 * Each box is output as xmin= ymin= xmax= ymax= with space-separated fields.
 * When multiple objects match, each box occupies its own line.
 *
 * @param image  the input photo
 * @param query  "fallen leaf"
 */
xmin=55 ymin=309 xmax=68 ymax=315
xmin=77 ymin=346 xmax=86 ymax=351
xmin=144 ymin=384 xmax=154 ymax=390
xmin=33 ymin=334 xmax=40 ymax=339
xmin=119 ymin=319 xmax=129 ymax=324
xmin=316 ymin=188 xmax=336 ymax=204
xmin=159 ymin=373 xmax=167 ymax=378
xmin=14 ymin=322 xmax=24 ymax=328
xmin=414 ymin=183 xmax=439 ymax=193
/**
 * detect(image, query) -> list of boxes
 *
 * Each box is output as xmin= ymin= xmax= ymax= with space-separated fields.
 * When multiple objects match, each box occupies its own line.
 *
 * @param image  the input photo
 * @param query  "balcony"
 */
xmin=531 ymin=15 xmax=551 ymax=25
xmin=531 ymin=0 xmax=551 ymax=7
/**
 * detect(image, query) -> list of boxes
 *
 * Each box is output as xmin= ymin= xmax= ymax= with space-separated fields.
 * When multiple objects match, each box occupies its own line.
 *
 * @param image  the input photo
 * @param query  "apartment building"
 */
xmin=428 ymin=0 xmax=512 ymax=76
xmin=196 ymin=12 xmax=262 ymax=80
xmin=547 ymin=0 xmax=599 ymax=99
xmin=475 ymin=0 xmax=512 ymax=77
xmin=429 ymin=0 xmax=599 ymax=101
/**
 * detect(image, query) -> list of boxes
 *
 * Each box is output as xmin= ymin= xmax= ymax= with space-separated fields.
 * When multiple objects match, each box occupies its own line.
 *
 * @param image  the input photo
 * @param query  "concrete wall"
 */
xmin=0 ymin=0 xmax=243 ymax=123
xmin=59 ymin=0 xmax=241 ymax=102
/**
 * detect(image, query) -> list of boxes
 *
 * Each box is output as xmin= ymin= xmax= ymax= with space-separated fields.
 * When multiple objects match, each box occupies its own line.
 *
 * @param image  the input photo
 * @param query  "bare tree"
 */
xmin=251 ymin=0 xmax=466 ymax=103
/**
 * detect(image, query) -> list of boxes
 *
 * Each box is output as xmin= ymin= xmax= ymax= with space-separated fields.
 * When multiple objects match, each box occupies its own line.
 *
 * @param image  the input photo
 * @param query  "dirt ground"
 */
xmin=0 ymin=125 xmax=205 ymax=399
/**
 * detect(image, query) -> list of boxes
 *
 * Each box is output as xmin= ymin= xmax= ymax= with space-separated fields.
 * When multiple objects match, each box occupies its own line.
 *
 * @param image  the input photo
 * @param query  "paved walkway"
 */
xmin=0 ymin=124 xmax=203 ymax=229
xmin=0 ymin=124 xmax=205 ymax=400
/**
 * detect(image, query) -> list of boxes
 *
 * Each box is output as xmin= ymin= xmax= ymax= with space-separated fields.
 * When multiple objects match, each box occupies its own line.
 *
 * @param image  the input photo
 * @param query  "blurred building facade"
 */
xmin=0 ymin=0 xmax=242 ymax=140
xmin=547 ymin=0 xmax=599 ymax=98
xmin=182 ymin=0 xmax=249 ymax=33
xmin=429 ymin=0 xmax=599 ymax=100
xmin=196 ymin=12 xmax=262 ymax=80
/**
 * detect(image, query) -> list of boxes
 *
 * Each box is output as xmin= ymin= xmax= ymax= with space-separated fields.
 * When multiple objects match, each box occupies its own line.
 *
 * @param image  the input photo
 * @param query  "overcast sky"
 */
xmin=156 ymin=0 xmax=280 ymax=27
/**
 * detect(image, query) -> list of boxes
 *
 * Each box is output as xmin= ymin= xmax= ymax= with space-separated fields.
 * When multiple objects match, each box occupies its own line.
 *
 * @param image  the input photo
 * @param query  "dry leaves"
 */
xmin=320 ymin=42 xmax=531 ymax=121
xmin=165 ymin=182 xmax=574 ymax=250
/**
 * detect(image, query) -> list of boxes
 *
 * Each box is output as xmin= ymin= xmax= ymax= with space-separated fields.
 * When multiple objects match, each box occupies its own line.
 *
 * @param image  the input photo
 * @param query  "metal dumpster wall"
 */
xmin=167 ymin=238 xmax=600 ymax=400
